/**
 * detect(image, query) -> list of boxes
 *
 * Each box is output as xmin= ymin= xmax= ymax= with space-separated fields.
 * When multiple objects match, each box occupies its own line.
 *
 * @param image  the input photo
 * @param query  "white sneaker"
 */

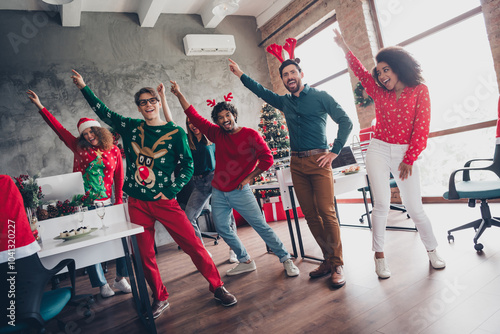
xmin=283 ymin=259 xmax=299 ymax=277
xmin=100 ymin=283 xmax=115 ymax=298
xmin=113 ymin=278 xmax=132 ymax=293
xmin=374 ymin=256 xmax=391 ymax=279
xmin=226 ymin=260 xmax=257 ymax=276
xmin=229 ymin=249 xmax=238 ymax=263
xmin=428 ymin=249 xmax=446 ymax=269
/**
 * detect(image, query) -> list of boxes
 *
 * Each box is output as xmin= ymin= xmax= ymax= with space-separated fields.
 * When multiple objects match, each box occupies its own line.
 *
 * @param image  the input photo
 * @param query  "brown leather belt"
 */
xmin=290 ymin=149 xmax=328 ymax=158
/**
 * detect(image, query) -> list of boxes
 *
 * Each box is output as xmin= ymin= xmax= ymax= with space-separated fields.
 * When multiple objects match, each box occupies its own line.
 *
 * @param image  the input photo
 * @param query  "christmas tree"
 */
xmin=258 ymin=103 xmax=290 ymax=159
xmin=254 ymin=103 xmax=290 ymax=199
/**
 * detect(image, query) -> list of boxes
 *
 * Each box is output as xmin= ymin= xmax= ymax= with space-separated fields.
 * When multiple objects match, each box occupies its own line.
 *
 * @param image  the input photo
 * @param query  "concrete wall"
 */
xmin=0 ymin=10 xmax=271 ymax=177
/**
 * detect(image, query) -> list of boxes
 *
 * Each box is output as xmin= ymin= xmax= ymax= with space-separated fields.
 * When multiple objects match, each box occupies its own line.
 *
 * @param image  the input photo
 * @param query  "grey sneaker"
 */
xmin=283 ymin=259 xmax=299 ymax=277
xmin=151 ymin=299 xmax=169 ymax=319
xmin=226 ymin=260 xmax=257 ymax=276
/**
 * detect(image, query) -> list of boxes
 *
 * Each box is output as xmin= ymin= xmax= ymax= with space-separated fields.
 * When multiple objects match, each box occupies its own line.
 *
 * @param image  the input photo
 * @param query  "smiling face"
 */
xmin=187 ymin=118 xmax=201 ymax=136
xmin=136 ymin=92 xmax=161 ymax=122
xmin=281 ymin=63 xmax=304 ymax=94
xmin=216 ymin=109 xmax=237 ymax=133
xmin=375 ymin=61 xmax=405 ymax=92
xmin=82 ymin=127 xmax=99 ymax=147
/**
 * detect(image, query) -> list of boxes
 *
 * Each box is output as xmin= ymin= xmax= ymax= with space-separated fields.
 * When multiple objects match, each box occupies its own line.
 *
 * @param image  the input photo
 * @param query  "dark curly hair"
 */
xmin=78 ymin=126 xmax=114 ymax=151
xmin=279 ymin=59 xmax=302 ymax=78
xmin=134 ymin=87 xmax=159 ymax=106
xmin=211 ymin=102 xmax=238 ymax=124
xmin=371 ymin=46 xmax=424 ymax=90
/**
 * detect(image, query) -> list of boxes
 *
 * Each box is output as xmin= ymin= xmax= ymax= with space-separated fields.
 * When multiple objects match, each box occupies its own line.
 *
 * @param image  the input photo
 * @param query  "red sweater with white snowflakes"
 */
xmin=39 ymin=108 xmax=123 ymax=204
xmin=184 ymin=105 xmax=274 ymax=192
xmin=346 ymin=51 xmax=431 ymax=165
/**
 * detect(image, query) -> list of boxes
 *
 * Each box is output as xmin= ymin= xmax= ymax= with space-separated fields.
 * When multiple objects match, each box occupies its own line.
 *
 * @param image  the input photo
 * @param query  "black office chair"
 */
xmin=444 ymin=97 xmax=500 ymax=251
xmin=197 ymin=207 xmax=220 ymax=245
xmin=0 ymin=253 xmax=76 ymax=333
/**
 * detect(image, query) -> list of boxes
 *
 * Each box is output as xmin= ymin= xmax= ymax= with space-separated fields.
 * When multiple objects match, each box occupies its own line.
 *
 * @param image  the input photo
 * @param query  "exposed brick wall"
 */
xmin=481 ymin=0 xmax=500 ymax=92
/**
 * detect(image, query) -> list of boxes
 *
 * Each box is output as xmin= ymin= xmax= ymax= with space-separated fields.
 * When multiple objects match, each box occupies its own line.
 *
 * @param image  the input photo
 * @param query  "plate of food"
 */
xmin=54 ymin=227 xmax=98 ymax=240
xmin=341 ymin=165 xmax=361 ymax=175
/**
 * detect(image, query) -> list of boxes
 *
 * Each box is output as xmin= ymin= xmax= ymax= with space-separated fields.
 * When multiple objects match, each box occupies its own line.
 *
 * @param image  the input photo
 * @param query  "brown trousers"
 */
xmin=290 ymin=154 xmax=343 ymax=266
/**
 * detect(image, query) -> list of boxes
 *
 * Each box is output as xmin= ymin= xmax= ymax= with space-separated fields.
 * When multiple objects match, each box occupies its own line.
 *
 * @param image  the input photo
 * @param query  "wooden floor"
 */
xmin=45 ymin=203 xmax=500 ymax=334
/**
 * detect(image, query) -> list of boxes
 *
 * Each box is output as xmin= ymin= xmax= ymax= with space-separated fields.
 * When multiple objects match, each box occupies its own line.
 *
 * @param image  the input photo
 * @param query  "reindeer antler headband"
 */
xmin=266 ymin=38 xmax=300 ymax=63
xmin=206 ymin=92 xmax=234 ymax=107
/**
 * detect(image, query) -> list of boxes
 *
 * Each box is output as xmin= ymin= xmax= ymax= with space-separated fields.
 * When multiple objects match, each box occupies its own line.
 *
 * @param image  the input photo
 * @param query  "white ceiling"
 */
xmin=0 ymin=0 xmax=293 ymax=28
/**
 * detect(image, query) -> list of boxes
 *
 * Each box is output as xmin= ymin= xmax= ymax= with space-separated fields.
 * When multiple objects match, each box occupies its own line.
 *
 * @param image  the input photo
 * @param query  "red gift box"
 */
xmin=262 ymin=196 xmax=303 ymax=222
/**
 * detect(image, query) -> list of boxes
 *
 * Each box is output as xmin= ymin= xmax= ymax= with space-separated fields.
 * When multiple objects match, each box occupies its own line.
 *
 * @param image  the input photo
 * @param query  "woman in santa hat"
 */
xmin=27 ymin=90 xmax=131 ymax=298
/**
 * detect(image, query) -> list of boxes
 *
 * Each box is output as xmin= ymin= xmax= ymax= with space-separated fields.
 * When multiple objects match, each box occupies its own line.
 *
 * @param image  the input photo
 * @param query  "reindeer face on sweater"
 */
xmin=131 ymin=124 xmax=178 ymax=189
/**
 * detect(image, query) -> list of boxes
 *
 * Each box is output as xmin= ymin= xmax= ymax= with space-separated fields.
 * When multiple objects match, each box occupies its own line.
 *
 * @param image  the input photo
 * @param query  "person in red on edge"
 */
xmin=70 ymin=70 xmax=237 ymax=319
xmin=0 ymin=175 xmax=41 ymax=264
xmin=27 ymin=90 xmax=132 ymax=298
xmin=333 ymin=29 xmax=445 ymax=279
xmin=170 ymin=80 xmax=299 ymax=278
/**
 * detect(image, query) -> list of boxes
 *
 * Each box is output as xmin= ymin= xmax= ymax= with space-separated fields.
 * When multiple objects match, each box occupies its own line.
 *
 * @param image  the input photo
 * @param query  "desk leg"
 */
xmin=123 ymin=236 xmax=157 ymax=334
xmin=285 ymin=210 xmax=298 ymax=258
xmin=288 ymin=186 xmax=323 ymax=262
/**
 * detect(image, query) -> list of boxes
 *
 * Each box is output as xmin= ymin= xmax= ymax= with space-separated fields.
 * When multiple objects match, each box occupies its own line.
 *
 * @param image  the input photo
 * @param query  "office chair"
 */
xmin=0 ymin=254 xmax=76 ymax=333
xmin=443 ymin=97 xmax=500 ymax=251
xmin=197 ymin=207 xmax=220 ymax=245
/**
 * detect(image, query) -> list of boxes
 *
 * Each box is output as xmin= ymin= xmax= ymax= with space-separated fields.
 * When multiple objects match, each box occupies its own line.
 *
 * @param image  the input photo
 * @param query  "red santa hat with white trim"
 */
xmin=77 ymin=117 xmax=101 ymax=135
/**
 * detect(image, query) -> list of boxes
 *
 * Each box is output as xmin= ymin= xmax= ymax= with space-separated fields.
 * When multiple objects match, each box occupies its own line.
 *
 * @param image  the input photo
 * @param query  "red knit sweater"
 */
xmin=39 ymin=108 xmax=123 ymax=203
xmin=347 ymin=51 xmax=431 ymax=165
xmin=184 ymin=105 xmax=273 ymax=192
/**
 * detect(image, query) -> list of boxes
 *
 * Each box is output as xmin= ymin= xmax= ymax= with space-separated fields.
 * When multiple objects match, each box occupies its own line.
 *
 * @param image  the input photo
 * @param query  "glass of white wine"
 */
xmin=95 ymin=201 xmax=107 ymax=229
xmin=75 ymin=205 xmax=85 ymax=229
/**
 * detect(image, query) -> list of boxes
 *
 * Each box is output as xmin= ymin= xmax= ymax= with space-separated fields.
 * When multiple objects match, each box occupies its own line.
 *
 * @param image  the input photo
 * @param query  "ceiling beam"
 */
xmin=60 ymin=0 xmax=82 ymax=27
xmin=137 ymin=0 xmax=167 ymax=28
xmin=200 ymin=1 xmax=225 ymax=29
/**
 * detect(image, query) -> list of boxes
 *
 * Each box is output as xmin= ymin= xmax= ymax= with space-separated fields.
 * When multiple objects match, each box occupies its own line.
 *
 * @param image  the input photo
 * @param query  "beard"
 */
xmin=285 ymin=79 xmax=302 ymax=94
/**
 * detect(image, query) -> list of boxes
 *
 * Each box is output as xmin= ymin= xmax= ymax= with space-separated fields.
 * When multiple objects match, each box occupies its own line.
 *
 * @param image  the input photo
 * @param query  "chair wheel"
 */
xmin=214 ymin=240 xmax=218 ymax=245
xmin=447 ymin=235 xmax=454 ymax=243
xmin=474 ymin=243 xmax=484 ymax=251
xmin=359 ymin=218 xmax=364 ymax=223
xmin=406 ymin=214 xmax=410 ymax=219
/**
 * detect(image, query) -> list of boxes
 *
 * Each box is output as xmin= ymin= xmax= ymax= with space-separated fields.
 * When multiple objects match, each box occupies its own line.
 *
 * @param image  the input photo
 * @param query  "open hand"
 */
xmin=26 ymin=90 xmax=44 ymax=110
xmin=317 ymin=152 xmax=338 ymax=168
xmin=398 ymin=162 xmax=413 ymax=180
xmin=71 ymin=69 xmax=86 ymax=89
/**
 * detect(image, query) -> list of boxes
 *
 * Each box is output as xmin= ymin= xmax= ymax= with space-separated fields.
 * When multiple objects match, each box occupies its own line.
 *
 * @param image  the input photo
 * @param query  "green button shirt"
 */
xmin=241 ymin=74 xmax=352 ymax=154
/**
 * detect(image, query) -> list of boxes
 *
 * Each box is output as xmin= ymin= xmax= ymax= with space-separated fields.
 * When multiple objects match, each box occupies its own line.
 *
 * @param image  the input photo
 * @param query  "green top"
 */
xmin=81 ymin=86 xmax=194 ymax=201
xmin=241 ymin=74 xmax=353 ymax=154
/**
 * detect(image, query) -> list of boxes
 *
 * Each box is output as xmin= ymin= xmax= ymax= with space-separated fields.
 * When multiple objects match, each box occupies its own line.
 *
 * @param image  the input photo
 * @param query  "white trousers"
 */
xmin=365 ymin=139 xmax=438 ymax=252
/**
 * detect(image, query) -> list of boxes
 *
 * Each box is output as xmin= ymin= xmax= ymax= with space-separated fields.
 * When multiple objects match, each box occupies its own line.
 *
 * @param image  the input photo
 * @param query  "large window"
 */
xmin=295 ymin=0 xmax=498 ymax=196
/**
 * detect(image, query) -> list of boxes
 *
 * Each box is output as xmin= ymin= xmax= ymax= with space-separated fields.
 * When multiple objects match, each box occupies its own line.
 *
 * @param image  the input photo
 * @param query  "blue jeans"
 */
xmin=211 ymin=184 xmax=291 ymax=263
xmin=184 ymin=171 xmax=236 ymax=245
xmin=87 ymin=257 xmax=128 ymax=288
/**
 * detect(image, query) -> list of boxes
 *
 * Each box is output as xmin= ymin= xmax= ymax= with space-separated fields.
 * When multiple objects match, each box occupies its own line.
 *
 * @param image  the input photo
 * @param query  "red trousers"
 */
xmin=128 ymin=197 xmax=223 ymax=301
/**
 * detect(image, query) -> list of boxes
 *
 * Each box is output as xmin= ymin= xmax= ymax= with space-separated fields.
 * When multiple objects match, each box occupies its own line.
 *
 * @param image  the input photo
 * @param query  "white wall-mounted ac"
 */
xmin=183 ymin=34 xmax=236 ymax=56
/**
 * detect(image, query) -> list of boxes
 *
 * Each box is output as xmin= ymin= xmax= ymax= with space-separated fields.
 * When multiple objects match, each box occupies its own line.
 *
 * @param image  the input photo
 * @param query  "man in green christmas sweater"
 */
xmin=71 ymin=70 xmax=237 ymax=319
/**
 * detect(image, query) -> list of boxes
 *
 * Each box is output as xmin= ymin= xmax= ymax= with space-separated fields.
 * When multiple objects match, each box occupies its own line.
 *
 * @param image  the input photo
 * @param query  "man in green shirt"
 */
xmin=71 ymin=70 xmax=237 ymax=319
xmin=229 ymin=58 xmax=352 ymax=289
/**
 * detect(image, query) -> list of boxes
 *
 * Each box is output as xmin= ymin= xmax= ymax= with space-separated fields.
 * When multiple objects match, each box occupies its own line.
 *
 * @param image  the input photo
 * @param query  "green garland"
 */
xmin=354 ymin=82 xmax=374 ymax=108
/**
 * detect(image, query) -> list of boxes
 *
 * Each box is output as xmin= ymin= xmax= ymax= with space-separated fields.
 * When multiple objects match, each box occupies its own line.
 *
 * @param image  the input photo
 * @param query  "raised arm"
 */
xmin=27 ymin=90 xmax=78 ymax=151
xmin=157 ymin=83 xmax=174 ymax=123
xmin=333 ymin=29 xmax=351 ymax=55
xmin=169 ymin=80 xmax=190 ymax=111
xmin=228 ymin=58 xmax=244 ymax=78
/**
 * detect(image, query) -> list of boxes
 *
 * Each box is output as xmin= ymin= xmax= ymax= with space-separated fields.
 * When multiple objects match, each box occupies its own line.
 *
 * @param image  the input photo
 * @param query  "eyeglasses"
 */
xmin=137 ymin=98 xmax=159 ymax=106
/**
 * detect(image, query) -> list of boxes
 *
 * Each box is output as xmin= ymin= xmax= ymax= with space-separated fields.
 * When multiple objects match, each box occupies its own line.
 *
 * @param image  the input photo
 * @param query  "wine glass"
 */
xmin=95 ymin=201 xmax=107 ymax=229
xmin=75 ymin=205 xmax=84 ymax=229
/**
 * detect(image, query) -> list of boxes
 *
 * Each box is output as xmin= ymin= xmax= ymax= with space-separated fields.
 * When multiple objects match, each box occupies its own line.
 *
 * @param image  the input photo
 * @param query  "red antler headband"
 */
xmin=266 ymin=38 xmax=300 ymax=63
xmin=206 ymin=92 xmax=234 ymax=107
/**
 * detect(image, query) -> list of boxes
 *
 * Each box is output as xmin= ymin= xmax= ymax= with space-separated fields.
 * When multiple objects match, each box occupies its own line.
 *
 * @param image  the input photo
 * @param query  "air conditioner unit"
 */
xmin=183 ymin=34 xmax=236 ymax=56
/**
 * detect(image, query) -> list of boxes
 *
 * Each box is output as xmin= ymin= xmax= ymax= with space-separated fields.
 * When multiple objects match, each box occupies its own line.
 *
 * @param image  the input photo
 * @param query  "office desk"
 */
xmin=38 ymin=204 xmax=156 ymax=334
xmin=276 ymin=168 xmax=368 ymax=261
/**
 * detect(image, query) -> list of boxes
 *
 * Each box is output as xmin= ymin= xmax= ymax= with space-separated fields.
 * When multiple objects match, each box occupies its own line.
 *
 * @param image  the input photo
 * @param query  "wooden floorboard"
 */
xmin=45 ymin=203 xmax=500 ymax=334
